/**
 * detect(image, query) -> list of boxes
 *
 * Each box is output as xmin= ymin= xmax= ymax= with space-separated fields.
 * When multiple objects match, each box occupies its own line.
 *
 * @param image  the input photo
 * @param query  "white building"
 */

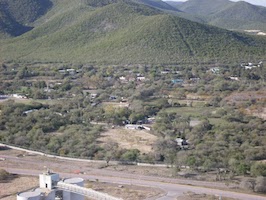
xmin=17 ymin=170 xmax=121 ymax=200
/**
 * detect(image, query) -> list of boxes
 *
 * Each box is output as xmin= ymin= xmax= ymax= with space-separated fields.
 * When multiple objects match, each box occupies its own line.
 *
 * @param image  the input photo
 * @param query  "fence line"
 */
xmin=0 ymin=142 xmax=174 ymax=168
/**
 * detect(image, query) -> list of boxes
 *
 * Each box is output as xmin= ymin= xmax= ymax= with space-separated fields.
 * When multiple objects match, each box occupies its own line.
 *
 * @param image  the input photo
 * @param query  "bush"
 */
xmin=251 ymin=162 xmax=266 ymax=177
xmin=121 ymin=149 xmax=140 ymax=162
xmin=0 ymin=169 xmax=10 ymax=182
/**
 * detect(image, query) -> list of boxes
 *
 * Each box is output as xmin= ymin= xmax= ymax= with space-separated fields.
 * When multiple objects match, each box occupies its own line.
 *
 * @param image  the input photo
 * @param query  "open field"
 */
xmin=102 ymin=102 xmax=130 ymax=108
xmin=224 ymin=89 xmax=266 ymax=105
xmin=0 ymin=97 xmax=61 ymax=105
xmin=164 ymin=106 xmax=216 ymax=118
xmin=0 ymin=176 xmax=38 ymax=200
xmin=86 ymin=181 xmax=163 ymax=200
xmin=98 ymin=128 xmax=157 ymax=154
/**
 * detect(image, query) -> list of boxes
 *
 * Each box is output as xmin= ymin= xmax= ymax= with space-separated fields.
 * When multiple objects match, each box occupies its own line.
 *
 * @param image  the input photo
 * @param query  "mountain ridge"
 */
xmin=0 ymin=0 xmax=265 ymax=64
xmin=170 ymin=0 xmax=266 ymax=31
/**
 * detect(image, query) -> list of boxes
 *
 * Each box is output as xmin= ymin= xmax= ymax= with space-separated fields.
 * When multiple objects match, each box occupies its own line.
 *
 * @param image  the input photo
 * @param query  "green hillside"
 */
xmin=0 ymin=0 xmax=52 ymax=37
xmin=0 ymin=0 xmax=265 ymax=64
xmin=209 ymin=1 xmax=266 ymax=30
xmin=133 ymin=0 xmax=180 ymax=11
xmin=175 ymin=0 xmax=266 ymax=31
xmin=178 ymin=0 xmax=232 ymax=16
xmin=0 ymin=0 xmax=52 ymax=24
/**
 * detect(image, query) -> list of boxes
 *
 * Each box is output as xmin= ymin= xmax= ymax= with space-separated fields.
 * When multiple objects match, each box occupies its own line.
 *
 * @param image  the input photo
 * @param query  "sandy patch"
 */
xmin=177 ymin=192 xmax=237 ymax=200
xmin=0 ymin=176 xmax=38 ymax=200
xmin=98 ymin=128 xmax=157 ymax=153
xmin=86 ymin=181 xmax=163 ymax=200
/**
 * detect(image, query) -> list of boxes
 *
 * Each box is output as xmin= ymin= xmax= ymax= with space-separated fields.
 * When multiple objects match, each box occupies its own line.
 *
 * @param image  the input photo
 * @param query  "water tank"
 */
xmin=63 ymin=178 xmax=84 ymax=200
xmin=64 ymin=178 xmax=84 ymax=186
xmin=17 ymin=191 xmax=41 ymax=200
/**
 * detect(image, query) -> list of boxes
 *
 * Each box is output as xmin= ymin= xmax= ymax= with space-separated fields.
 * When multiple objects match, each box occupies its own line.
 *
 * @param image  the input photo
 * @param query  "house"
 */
xmin=161 ymin=70 xmax=170 ymax=75
xmin=210 ymin=67 xmax=220 ymax=74
xmin=23 ymin=109 xmax=37 ymax=115
xmin=176 ymin=138 xmax=189 ymax=149
xmin=137 ymin=76 xmax=146 ymax=81
xmin=66 ymin=68 xmax=76 ymax=75
xmin=83 ymin=90 xmax=98 ymax=98
xmin=0 ymin=95 xmax=9 ymax=99
xmin=189 ymin=78 xmax=200 ymax=83
xmin=125 ymin=124 xmax=145 ymax=130
xmin=241 ymin=61 xmax=262 ymax=69
xmin=119 ymin=76 xmax=127 ymax=81
xmin=172 ymin=79 xmax=184 ymax=84
xmin=12 ymin=94 xmax=27 ymax=99
xmin=229 ymin=76 xmax=239 ymax=81
xmin=125 ymin=124 xmax=150 ymax=131
xmin=109 ymin=96 xmax=117 ymax=100
xmin=59 ymin=68 xmax=76 ymax=75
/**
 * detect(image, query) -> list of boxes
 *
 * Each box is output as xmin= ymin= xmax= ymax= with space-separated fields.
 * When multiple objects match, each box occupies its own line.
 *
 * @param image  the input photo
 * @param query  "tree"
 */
xmin=103 ymin=141 xmax=119 ymax=166
xmin=16 ymin=66 xmax=30 ymax=79
xmin=121 ymin=149 xmax=140 ymax=162
xmin=0 ymin=169 xmax=11 ymax=181
xmin=251 ymin=163 xmax=266 ymax=177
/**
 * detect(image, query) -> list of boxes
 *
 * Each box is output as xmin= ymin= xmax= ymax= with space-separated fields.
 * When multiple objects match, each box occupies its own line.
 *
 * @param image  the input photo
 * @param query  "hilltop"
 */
xmin=171 ymin=0 xmax=266 ymax=32
xmin=177 ymin=0 xmax=233 ymax=16
xmin=0 ymin=0 xmax=265 ymax=64
xmin=133 ymin=0 xmax=180 ymax=11
xmin=209 ymin=1 xmax=266 ymax=31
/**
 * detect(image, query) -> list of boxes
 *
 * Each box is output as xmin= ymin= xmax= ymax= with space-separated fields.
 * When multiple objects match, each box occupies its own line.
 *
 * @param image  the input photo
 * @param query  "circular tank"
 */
xmin=17 ymin=191 xmax=41 ymax=200
xmin=64 ymin=178 xmax=84 ymax=186
xmin=63 ymin=178 xmax=84 ymax=200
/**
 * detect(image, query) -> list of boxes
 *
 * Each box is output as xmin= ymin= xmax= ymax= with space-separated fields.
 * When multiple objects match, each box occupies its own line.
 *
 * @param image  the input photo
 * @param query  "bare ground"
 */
xmin=177 ymin=192 xmax=237 ymax=200
xmin=86 ymin=181 xmax=164 ymax=200
xmin=0 ymin=176 xmax=38 ymax=200
xmin=98 ymin=128 xmax=157 ymax=154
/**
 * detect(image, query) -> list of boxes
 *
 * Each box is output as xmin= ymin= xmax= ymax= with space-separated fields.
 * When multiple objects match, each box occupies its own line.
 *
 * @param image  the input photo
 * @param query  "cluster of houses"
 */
xmin=119 ymin=75 xmax=146 ymax=83
xmin=240 ymin=61 xmax=263 ymax=70
xmin=58 ymin=68 xmax=82 ymax=75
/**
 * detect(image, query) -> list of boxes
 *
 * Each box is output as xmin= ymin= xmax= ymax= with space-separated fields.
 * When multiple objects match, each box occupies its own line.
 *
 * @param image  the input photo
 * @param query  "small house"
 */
xmin=172 ymin=79 xmax=184 ymax=84
xmin=176 ymin=138 xmax=189 ymax=149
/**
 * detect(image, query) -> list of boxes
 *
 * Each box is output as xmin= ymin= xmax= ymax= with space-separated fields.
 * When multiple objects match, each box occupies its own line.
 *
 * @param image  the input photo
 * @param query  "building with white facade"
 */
xmin=17 ymin=170 xmax=121 ymax=200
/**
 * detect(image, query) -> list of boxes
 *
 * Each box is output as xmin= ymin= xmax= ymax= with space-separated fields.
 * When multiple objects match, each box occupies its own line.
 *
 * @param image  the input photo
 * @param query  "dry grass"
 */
xmin=85 ymin=181 xmax=163 ymax=200
xmin=224 ymin=90 xmax=266 ymax=105
xmin=246 ymin=107 xmax=266 ymax=120
xmin=0 ymin=176 xmax=38 ymax=200
xmin=102 ymin=102 xmax=130 ymax=108
xmin=98 ymin=128 xmax=157 ymax=154
xmin=177 ymin=192 xmax=237 ymax=200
